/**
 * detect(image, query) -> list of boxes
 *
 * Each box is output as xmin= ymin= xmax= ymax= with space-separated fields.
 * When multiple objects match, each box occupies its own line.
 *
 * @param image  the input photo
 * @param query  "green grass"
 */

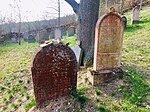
xmin=62 ymin=35 xmax=76 ymax=48
xmin=0 ymin=41 xmax=38 ymax=78
xmin=121 ymin=6 xmax=150 ymax=108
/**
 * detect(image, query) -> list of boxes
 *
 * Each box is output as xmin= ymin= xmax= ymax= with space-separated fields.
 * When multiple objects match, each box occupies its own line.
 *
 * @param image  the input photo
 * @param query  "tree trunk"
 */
xmin=65 ymin=0 xmax=100 ymax=67
xmin=79 ymin=0 xmax=100 ymax=67
xmin=18 ymin=16 xmax=21 ymax=45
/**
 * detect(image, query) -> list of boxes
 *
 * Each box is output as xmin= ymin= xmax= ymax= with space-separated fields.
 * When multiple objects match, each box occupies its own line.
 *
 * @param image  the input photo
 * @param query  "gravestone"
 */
xmin=61 ymin=30 xmax=67 ymax=36
xmin=49 ymin=31 xmax=54 ymax=39
xmin=39 ymin=30 xmax=49 ymax=44
xmin=122 ymin=16 xmax=127 ymax=29
xmin=72 ymin=44 xmax=83 ymax=69
xmin=11 ymin=37 xmax=18 ymax=43
xmin=10 ymin=33 xmax=18 ymax=43
xmin=87 ymin=12 xmax=124 ymax=85
xmin=31 ymin=41 xmax=77 ymax=107
xmin=27 ymin=35 xmax=36 ymax=43
xmin=131 ymin=6 xmax=140 ymax=24
xmin=68 ymin=27 xmax=75 ymax=37
xmin=54 ymin=28 xmax=61 ymax=39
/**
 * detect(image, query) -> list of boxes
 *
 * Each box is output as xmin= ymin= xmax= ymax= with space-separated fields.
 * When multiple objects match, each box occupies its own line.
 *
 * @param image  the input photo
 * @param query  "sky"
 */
xmin=0 ymin=0 xmax=80 ymax=22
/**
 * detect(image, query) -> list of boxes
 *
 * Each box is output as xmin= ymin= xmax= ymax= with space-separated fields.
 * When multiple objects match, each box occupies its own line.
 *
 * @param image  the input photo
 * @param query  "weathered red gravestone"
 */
xmin=87 ymin=12 xmax=124 ymax=85
xmin=31 ymin=41 xmax=77 ymax=107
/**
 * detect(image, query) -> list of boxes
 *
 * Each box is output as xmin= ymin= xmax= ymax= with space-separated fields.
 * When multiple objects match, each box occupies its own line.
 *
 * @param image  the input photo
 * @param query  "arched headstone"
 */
xmin=122 ymin=16 xmax=127 ymax=29
xmin=87 ymin=12 xmax=124 ymax=85
xmin=94 ymin=13 xmax=124 ymax=70
xmin=131 ymin=6 xmax=140 ymax=24
xmin=31 ymin=41 xmax=77 ymax=107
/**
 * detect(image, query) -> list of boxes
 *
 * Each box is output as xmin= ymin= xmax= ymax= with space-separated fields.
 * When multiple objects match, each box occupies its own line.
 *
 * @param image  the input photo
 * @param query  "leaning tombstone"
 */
xmin=31 ymin=40 xmax=77 ymax=107
xmin=122 ymin=16 xmax=127 ymax=29
xmin=131 ymin=6 xmax=140 ymax=24
xmin=72 ymin=40 xmax=83 ymax=69
xmin=87 ymin=10 xmax=124 ymax=85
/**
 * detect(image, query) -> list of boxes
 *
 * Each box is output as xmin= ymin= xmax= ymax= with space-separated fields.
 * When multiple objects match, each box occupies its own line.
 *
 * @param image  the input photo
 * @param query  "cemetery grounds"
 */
xmin=0 ymin=6 xmax=150 ymax=112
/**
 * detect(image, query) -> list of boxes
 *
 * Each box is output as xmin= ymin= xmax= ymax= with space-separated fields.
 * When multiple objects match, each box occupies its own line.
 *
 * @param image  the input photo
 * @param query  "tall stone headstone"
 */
xmin=54 ymin=28 xmax=61 ymax=39
xmin=131 ymin=6 xmax=140 ymax=24
xmin=87 ymin=12 xmax=124 ymax=85
xmin=31 ymin=41 xmax=77 ymax=107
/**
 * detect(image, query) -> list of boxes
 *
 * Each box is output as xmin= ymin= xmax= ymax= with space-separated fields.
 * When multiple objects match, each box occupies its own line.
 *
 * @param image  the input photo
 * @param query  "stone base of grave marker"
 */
xmin=87 ymin=68 xmax=123 ymax=85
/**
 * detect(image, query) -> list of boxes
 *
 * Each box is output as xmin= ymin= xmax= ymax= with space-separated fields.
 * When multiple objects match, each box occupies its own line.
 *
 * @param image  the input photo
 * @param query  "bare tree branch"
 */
xmin=64 ymin=0 xmax=79 ymax=14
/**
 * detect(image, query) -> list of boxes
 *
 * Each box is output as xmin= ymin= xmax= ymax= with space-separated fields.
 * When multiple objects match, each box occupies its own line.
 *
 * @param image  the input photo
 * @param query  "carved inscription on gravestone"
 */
xmin=31 ymin=42 xmax=77 ymax=106
xmin=94 ymin=13 xmax=124 ymax=71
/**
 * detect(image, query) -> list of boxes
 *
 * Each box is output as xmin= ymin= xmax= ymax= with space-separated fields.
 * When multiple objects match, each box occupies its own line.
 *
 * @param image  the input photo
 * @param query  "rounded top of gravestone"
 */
xmin=121 ymin=16 xmax=127 ymax=22
xmin=133 ymin=6 xmax=140 ymax=10
xmin=32 ymin=40 xmax=77 ymax=69
xmin=96 ymin=12 xmax=124 ymax=28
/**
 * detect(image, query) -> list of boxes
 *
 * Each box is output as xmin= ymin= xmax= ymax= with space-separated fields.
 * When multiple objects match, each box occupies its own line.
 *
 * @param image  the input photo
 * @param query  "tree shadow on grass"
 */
xmin=125 ymin=20 xmax=149 ymax=33
xmin=125 ymin=25 xmax=142 ymax=32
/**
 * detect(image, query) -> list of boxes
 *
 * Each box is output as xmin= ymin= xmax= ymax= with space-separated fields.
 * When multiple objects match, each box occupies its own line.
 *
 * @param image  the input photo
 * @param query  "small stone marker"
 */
xmin=49 ymin=31 xmax=54 ymax=39
xmin=131 ymin=6 xmax=140 ymax=24
xmin=87 ymin=11 xmax=124 ymax=85
xmin=54 ymin=28 xmax=61 ymax=39
xmin=72 ymin=44 xmax=83 ymax=68
xmin=39 ymin=29 xmax=49 ymax=44
xmin=11 ymin=37 xmax=18 ymax=43
xmin=122 ymin=16 xmax=127 ymax=29
xmin=68 ymin=27 xmax=75 ymax=37
xmin=27 ymin=35 xmax=36 ymax=43
xmin=61 ymin=30 xmax=67 ymax=36
xmin=31 ymin=40 xmax=77 ymax=107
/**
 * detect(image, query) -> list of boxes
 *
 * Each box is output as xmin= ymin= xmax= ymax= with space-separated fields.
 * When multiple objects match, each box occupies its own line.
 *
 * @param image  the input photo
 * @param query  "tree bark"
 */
xmin=65 ymin=0 xmax=100 ymax=67
xmin=79 ymin=0 xmax=100 ymax=67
